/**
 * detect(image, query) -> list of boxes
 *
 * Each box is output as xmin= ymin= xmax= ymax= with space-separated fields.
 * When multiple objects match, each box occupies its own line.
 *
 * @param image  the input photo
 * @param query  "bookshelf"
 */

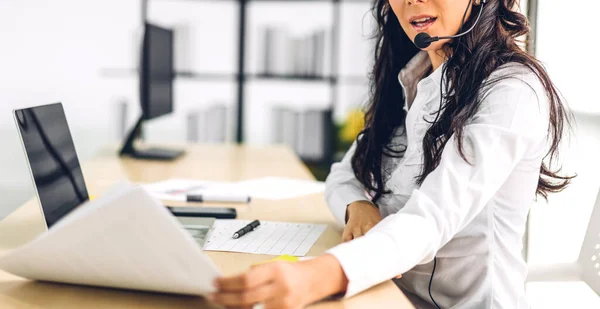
xmin=104 ymin=0 xmax=372 ymax=169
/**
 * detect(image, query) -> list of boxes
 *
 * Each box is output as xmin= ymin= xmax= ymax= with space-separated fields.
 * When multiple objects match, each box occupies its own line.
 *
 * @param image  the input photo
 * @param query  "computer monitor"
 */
xmin=120 ymin=22 xmax=184 ymax=160
xmin=14 ymin=103 xmax=89 ymax=228
xmin=142 ymin=23 xmax=173 ymax=120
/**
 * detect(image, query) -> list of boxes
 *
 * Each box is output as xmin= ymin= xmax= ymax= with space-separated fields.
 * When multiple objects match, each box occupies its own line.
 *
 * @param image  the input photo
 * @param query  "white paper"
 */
xmin=143 ymin=177 xmax=325 ymax=202
xmin=233 ymin=177 xmax=325 ymax=200
xmin=142 ymin=178 xmax=220 ymax=201
xmin=0 ymin=182 xmax=221 ymax=296
xmin=203 ymin=220 xmax=326 ymax=257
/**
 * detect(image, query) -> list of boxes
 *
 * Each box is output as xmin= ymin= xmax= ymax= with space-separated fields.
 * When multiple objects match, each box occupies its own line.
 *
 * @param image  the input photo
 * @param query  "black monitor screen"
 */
xmin=14 ymin=103 xmax=89 ymax=228
xmin=142 ymin=23 xmax=174 ymax=120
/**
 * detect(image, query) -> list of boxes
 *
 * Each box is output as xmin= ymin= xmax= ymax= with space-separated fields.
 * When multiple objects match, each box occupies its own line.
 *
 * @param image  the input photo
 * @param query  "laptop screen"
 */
xmin=14 ymin=103 xmax=89 ymax=228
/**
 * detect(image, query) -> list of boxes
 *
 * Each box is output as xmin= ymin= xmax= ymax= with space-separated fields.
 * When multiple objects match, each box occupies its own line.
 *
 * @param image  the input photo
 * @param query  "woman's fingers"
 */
xmin=216 ymin=265 xmax=275 ymax=292
xmin=343 ymin=227 xmax=365 ymax=242
xmin=342 ymin=228 xmax=353 ymax=242
xmin=343 ymin=220 xmax=377 ymax=242
xmin=264 ymin=297 xmax=302 ymax=309
xmin=363 ymin=221 xmax=377 ymax=231
xmin=351 ymin=227 xmax=363 ymax=239
xmin=211 ymin=282 xmax=276 ymax=307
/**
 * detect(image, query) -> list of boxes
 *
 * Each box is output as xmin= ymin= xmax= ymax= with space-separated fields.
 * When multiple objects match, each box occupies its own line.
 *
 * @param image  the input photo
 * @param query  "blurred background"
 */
xmin=1 ymin=0 xmax=599 ymax=306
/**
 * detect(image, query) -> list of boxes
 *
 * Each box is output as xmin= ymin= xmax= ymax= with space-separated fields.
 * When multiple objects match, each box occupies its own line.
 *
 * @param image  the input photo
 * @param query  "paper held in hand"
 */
xmin=0 ymin=182 xmax=221 ymax=296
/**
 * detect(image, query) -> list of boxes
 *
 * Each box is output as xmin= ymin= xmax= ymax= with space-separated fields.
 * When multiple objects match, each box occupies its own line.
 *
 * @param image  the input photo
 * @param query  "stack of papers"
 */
xmin=0 ymin=182 xmax=220 ymax=296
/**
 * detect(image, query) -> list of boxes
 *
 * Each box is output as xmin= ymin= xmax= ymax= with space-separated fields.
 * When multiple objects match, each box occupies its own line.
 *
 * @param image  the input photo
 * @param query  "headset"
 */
xmin=413 ymin=1 xmax=488 ymax=308
xmin=414 ymin=0 xmax=487 ymax=49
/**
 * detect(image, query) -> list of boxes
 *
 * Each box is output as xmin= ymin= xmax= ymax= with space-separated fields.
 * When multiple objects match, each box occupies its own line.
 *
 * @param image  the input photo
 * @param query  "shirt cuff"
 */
xmin=326 ymin=184 xmax=370 ymax=225
xmin=325 ymin=231 xmax=401 ymax=298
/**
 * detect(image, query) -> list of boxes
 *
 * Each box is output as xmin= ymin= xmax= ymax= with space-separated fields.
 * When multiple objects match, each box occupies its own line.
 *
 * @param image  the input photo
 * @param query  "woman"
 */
xmin=210 ymin=0 xmax=574 ymax=308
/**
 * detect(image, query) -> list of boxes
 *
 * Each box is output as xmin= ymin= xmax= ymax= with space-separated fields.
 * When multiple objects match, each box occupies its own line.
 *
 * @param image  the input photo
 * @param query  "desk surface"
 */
xmin=0 ymin=144 xmax=414 ymax=309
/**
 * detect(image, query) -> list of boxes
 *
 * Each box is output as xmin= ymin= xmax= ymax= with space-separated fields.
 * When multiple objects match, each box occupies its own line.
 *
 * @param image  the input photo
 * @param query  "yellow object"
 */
xmin=254 ymin=254 xmax=299 ymax=266
xmin=340 ymin=109 xmax=365 ymax=143
xmin=89 ymin=195 xmax=96 ymax=201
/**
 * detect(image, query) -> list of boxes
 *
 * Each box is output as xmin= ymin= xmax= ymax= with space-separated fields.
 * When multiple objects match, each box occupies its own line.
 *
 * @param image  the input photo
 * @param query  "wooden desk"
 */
xmin=0 ymin=145 xmax=414 ymax=309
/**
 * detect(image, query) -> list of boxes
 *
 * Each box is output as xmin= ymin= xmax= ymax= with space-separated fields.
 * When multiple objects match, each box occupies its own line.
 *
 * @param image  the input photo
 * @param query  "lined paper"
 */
xmin=203 ymin=220 xmax=326 ymax=257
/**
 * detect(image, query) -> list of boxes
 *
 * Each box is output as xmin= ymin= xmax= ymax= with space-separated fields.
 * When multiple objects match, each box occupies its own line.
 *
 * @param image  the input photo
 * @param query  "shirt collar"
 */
xmin=398 ymin=51 xmax=431 ymax=89
xmin=397 ymin=51 xmax=447 ymax=111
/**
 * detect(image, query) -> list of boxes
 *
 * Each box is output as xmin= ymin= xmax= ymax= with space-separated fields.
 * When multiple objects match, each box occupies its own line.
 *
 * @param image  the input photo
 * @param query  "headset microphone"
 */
xmin=414 ymin=32 xmax=437 ymax=50
xmin=414 ymin=0 xmax=486 ymax=49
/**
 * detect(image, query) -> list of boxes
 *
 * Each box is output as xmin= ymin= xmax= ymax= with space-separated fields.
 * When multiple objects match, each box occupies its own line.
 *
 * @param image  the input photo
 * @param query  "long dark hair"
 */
xmin=352 ymin=0 xmax=575 ymax=203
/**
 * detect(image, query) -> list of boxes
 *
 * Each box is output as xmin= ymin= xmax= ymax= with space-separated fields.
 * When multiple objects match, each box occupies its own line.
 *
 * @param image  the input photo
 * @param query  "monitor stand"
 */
xmin=119 ymin=116 xmax=185 ymax=161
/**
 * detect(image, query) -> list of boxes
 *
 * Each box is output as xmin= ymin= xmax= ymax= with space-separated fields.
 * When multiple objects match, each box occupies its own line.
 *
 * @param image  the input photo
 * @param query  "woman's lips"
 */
xmin=410 ymin=16 xmax=437 ymax=32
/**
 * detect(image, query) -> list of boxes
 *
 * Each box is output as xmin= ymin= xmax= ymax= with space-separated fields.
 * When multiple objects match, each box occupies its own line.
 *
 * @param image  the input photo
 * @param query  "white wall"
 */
xmin=535 ymin=1 xmax=600 ymax=115
xmin=0 ymin=0 xmax=142 ymax=219
xmin=527 ymin=0 xmax=600 ymax=306
xmin=528 ymin=0 xmax=600 ymax=265
xmin=0 ymin=0 xmax=232 ymax=217
xmin=0 ymin=1 xmax=373 ymax=219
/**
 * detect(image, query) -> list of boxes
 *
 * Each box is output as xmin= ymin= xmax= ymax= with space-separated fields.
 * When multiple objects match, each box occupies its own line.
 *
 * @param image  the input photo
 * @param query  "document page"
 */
xmin=143 ymin=177 xmax=326 ymax=201
xmin=0 ymin=183 xmax=221 ymax=296
xmin=203 ymin=220 xmax=326 ymax=256
xmin=142 ymin=178 xmax=222 ymax=202
xmin=233 ymin=177 xmax=325 ymax=200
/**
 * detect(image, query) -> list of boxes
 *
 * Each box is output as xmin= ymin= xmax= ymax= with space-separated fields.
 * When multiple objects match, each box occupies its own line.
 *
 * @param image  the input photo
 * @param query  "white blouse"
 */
xmin=325 ymin=51 xmax=549 ymax=309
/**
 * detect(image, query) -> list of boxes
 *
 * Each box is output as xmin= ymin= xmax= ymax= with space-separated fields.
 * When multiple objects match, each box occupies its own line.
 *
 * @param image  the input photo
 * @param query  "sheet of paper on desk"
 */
xmin=230 ymin=177 xmax=326 ymax=200
xmin=0 ymin=182 xmax=221 ymax=296
xmin=143 ymin=177 xmax=325 ymax=201
xmin=142 ymin=178 xmax=223 ymax=201
xmin=203 ymin=220 xmax=327 ymax=256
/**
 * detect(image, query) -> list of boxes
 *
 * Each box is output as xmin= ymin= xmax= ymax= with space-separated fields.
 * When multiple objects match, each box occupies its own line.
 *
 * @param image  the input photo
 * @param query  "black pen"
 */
xmin=232 ymin=220 xmax=261 ymax=239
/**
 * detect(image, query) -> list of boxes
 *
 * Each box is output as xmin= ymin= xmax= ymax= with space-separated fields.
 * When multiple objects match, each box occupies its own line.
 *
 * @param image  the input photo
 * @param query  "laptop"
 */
xmin=13 ymin=102 xmax=213 ymax=245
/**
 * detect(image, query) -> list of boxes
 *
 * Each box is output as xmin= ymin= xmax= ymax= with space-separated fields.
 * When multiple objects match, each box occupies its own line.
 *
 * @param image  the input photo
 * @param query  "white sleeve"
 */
xmin=325 ymin=141 xmax=370 ymax=225
xmin=326 ymin=77 xmax=549 ymax=297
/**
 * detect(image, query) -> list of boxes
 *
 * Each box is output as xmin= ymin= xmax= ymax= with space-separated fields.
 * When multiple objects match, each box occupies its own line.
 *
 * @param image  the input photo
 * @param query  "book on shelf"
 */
xmin=174 ymin=23 xmax=195 ymax=72
xmin=186 ymin=104 xmax=229 ymax=143
xmin=262 ymin=27 xmax=293 ymax=76
xmin=261 ymin=26 xmax=329 ymax=78
xmin=271 ymin=104 xmax=332 ymax=163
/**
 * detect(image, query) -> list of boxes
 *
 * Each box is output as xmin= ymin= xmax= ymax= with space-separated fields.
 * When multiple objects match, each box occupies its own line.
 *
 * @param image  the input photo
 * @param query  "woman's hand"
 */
xmin=343 ymin=202 xmax=401 ymax=279
xmin=210 ymin=254 xmax=348 ymax=309
xmin=342 ymin=201 xmax=382 ymax=242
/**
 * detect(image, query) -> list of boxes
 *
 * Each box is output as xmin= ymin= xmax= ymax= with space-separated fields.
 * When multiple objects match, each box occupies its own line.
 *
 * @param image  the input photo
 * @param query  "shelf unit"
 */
xmin=121 ymin=0 xmax=372 ymax=167
xmin=100 ymin=69 xmax=367 ymax=84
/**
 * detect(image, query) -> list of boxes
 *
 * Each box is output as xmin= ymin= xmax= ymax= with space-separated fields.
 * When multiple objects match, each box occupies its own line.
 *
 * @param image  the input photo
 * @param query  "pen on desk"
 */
xmin=186 ymin=192 xmax=251 ymax=204
xmin=232 ymin=220 xmax=261 ymax=239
